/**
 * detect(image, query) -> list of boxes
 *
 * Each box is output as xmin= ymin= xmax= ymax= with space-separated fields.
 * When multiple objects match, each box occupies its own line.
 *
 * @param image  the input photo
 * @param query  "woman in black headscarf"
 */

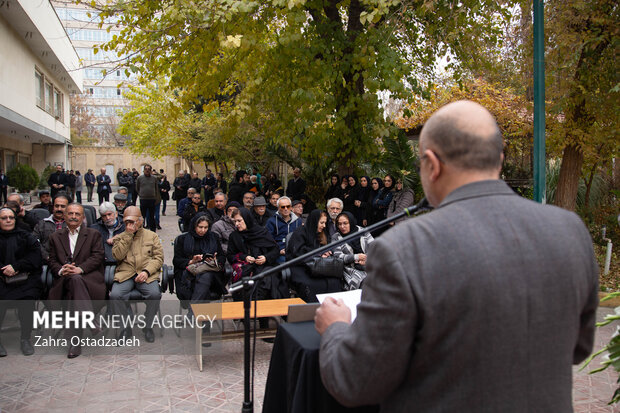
xmin=353 ymin=175 xmax=371 ymax=226
xmin=324 ymin=174 xmax=342 ymax=202
xmin=367 ymin=177 xmax=384 ymax=226
xmin=332 ymin=211 xmax=374 ymax=290
xmin=173 ymin=213 xmax=226 ymax=308
xmin=0 ymin=207 xmax=43 ymax=356
xmin=343 ymin=175 xmax=360 ymax=214
xmin=286 ymin=209 xmax=343 ymax=302
xmin=227 ymin=208 xmax=285 ymax=303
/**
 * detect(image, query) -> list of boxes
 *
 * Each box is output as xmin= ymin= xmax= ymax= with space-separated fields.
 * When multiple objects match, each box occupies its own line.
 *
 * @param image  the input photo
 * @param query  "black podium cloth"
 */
xmin=263 ymin=321 xmax=379 ymax=413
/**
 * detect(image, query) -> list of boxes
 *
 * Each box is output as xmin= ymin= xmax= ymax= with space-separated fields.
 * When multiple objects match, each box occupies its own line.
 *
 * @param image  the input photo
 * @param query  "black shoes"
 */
xmin=0 ymin=341 xmax=6 ymax=357
xmin=67 ymin=344 xmax=81 ymax=359
xmin=157 ymin=224 xmax=162 ymax=230
xmin=143 ymin=328 xmax=155 ymax=343
xmin=119 ymin=328 xmax=133 ymax=341
xmin=20 ymin=339 xmax=34 ymax=356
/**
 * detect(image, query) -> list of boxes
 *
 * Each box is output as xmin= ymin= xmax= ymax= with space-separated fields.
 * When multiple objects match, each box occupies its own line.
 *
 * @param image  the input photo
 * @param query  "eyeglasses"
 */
xmin=279 ymin=205 xmax=291 ymax=209
xmin=0 ymin=216 xmax=15 ymax=221
xmin=416 ymin=150 xmax=444 ymax=169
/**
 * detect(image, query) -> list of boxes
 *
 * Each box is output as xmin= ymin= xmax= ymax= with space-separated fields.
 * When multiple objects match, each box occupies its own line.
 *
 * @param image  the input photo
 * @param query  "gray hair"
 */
xmin=7 ymin=193 xmax=24 ymax=203
xmin=327 ymin=197 xmax=343 ymax=209
xmin=99 ymin=202 xmax=116 ymax=215
xmin=214 ymin=192 xmax=227 ymax=200
xmin=277 ymin=196 xmax=292 ymax=207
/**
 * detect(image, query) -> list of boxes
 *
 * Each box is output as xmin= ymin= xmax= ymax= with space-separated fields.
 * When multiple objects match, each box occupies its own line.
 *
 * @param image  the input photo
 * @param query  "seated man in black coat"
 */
xmin=183 ymin=192 xmax=207 ymax=230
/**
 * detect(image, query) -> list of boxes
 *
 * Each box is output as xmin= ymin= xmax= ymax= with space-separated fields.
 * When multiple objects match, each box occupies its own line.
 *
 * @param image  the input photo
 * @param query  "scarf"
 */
xmin=237 ymin=208 xmax=277 ymax=248
xmin=336 ymin=211 xmax=363 ymax=253
xmin=183 ymin=212 xmax=218 ymax=255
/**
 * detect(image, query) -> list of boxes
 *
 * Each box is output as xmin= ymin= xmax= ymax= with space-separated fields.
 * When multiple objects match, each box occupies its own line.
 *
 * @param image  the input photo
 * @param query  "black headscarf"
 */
xmin=300 ymin=209 xmax=325 ymax=249
xmin=184 ymin=212 xmax=218 ymax=255
xmin=377 ymin=175 xmax=394 ymax=200
xmin=369 ymin=177 xmax=383 ymax=201
xmin=237 ymin=208 xmax=277 ymax=248
xmin=336 ymin=211 xmax=363 ymax=254
xmin=0 ymin=208 xmax=32 ymax=266
xmin=356 ymin=175 xmax=371 ymax=203
xmin=286 ymin=209 xmax=326 ymax=260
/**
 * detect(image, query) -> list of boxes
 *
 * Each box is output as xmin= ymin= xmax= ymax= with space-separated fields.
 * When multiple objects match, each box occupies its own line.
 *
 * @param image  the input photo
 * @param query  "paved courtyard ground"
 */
xmin=0 ymin=196 xmax=617 ymax=412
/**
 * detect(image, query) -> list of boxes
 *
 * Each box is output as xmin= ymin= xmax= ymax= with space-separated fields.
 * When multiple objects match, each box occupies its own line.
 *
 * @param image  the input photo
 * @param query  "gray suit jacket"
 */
xmin=320 ymin=180 xmax=598 ymax=412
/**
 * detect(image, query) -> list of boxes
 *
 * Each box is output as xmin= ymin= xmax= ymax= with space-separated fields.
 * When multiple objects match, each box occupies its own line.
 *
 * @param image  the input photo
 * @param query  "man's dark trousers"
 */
xmin=140 ymin=199 xmax=157 ymax=232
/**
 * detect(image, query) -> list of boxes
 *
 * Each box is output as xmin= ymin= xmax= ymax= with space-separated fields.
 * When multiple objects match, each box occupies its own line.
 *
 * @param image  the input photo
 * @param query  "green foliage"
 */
xmin=39 ymin=165 xmax=55 ymax=190
xmin=581 ymin=293 xmax=620 ymax=404
xmin=88 ymin=0 xmax=515 ymax=171
xmin=376 ymin=129 xmax=422 ymax=197
xmin=7 ymin=164 xmax=39 ymax=193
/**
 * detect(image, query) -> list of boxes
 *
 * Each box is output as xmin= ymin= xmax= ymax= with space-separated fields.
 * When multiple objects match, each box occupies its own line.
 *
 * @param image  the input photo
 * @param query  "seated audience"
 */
xmin=267 ymin=192 xmax=280 ymax=213
xmin=48 ymin=203 xmax=106 ymax=358
xmin=206 ymin=192 xmax=227 ymax=223
xmin=0 ymin=207 xmax=43 ymax=356
xmin=332 ymin=212 xmax=374 ymax=290
xmin=227 ymin=208 xmax=287 ymax=308
xmin=211 ymin=201 xmax=240 ymax=254
xmin=243 ymin=191 xmax=255 ymax=210
xmin=7 ymin=193 xmax=39 ymax=231
xmin=286 ymin=210 xmax=342 ymax=302
xmin=33 ymin=194 xmax=69 ymax=262
xmin=177 ymin=187 xmax=197 ymax=218
xmin=111 ymin=206 xmax=163 ymax=343
xmin=252 ymin=196 xmax=272 ymax=226
xmin=32 ymin=190 xmax=53 ymax=213
xmin=173 ymin=213 xmax=226 ymax=307
xmin=113 ymin=193 xmax=128 ymax=217
xmin=3 ymin=201 xmax=31 ymax=232
xmin=292 ymin=200 xmax=305 ymax=222
xmin=89 ymin=202 xmax=125 ymax=264
xmin=182 ymin=192 xmax=207 ymax=230
xmin=266 ymin=196 xmax=302 ymax=263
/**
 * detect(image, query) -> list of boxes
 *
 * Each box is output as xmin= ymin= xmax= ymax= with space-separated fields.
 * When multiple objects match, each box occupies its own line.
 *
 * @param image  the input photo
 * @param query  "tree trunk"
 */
xmin=554 ymin=143 xmax=583 ymax=211
xmin=583 ymin=162 xmax=597 ymax=211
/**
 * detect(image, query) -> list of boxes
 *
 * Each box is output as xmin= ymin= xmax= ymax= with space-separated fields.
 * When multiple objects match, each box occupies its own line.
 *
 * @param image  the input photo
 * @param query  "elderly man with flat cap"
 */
xmin=111 ymin=206 xmax=163 ymax=343
xmin=315 ymin=101 xmax=598 ymax=412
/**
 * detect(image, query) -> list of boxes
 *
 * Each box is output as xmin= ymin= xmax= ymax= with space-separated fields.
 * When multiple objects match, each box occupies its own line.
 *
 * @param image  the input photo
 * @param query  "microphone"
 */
xmin=403 ymin=197 xmax=432 ymax=217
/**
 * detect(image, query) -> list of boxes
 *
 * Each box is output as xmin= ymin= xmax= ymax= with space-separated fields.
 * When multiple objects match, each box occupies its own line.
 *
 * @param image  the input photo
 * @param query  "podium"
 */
xmin=263 ymin=321 xmax=379 ymax=413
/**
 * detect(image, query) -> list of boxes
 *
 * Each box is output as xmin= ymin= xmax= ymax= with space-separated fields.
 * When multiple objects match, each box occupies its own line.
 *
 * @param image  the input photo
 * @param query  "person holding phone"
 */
xmin=173 ymin=213 xmax=226 ymax=308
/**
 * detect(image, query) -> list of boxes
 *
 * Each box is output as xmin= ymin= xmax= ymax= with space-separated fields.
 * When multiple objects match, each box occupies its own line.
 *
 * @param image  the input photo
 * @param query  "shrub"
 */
xmin=6 ymin=164 xmax=39 ymax=193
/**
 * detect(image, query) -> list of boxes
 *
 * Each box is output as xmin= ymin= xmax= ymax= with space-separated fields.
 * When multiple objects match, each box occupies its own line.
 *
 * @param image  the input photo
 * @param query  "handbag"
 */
xmin=306 ymin=257 xmax=344 ymax=278
xmin=2 ymin=271 xmax=29 ymax=285
xmin=186 ymin=255 xmax=221 ymax=275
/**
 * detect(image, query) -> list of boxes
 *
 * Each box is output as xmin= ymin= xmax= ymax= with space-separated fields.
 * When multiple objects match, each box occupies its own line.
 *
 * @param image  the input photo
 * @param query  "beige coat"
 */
xmin=112 ymin=227 xmax=163 ymax=283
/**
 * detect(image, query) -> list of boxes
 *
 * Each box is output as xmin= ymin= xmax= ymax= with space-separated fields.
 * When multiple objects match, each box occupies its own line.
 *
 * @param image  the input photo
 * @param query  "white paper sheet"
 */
xmin=316 ymin=289 xmax=363 ymax=322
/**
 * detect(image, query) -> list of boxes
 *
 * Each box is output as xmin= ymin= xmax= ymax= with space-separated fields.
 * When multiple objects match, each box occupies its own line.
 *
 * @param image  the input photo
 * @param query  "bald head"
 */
xmin=123 ymin=206 xmax=142 ymax=219
xmin=420 ymin=100 xmax=503 ymax=172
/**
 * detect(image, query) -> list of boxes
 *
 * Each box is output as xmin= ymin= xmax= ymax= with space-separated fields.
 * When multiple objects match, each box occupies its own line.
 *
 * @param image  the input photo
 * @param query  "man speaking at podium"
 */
xmin=315 ymin=101 xmax=598 ymax=412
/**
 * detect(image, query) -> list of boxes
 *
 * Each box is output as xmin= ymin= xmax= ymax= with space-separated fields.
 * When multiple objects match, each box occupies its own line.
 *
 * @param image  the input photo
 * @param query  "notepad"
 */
xmin=316 ymin=289 xmax=363 ymax=322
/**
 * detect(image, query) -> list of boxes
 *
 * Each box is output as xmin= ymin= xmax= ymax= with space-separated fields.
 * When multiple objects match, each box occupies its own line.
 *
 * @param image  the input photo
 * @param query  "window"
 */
xmin=5 ymin=153 xmax=16 ymax=172
xmin=18 ymin=154 xmax=30 ymax=166
xmin=35 ymin=70 xmax=43 ymax=107
xmin=44 ymin=81 xmax=53 ymax=113
xmin=54 ymin=89 xmax=63 ymax=119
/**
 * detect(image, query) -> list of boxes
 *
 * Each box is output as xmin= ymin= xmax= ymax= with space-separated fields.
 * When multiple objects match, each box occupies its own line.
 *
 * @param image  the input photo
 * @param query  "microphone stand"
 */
xmin=229 ymin=198 xmax=432 ymax=412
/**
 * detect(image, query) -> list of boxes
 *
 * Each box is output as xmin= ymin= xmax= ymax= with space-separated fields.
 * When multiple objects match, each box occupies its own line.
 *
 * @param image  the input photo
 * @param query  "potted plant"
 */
xmin=6 ymin=163 xmax=39 ymax=205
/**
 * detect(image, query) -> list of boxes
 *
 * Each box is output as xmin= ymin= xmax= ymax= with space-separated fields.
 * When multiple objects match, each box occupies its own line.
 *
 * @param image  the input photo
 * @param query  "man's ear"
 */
xmin=424 ymin=149 xmax=442 ymax=183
